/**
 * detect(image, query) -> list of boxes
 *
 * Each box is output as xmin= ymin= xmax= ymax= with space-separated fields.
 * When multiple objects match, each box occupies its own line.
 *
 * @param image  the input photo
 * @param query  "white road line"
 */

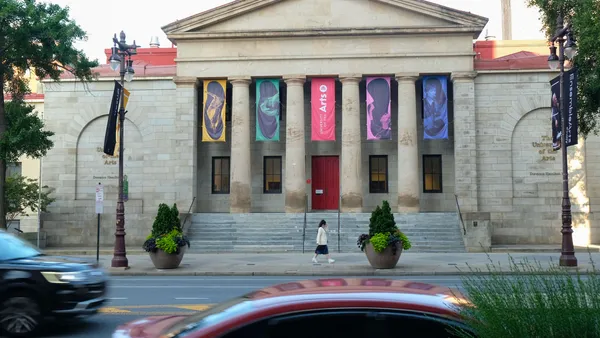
xmin=174 ymin=297 xmax=210 ymax=300
xmin=111 ymin=286 xmax=264 ymax=289
xmin=110 ymin=277 xmax=464 ymax=282
xmin=108 ymin=297 xmax=128 ymax=300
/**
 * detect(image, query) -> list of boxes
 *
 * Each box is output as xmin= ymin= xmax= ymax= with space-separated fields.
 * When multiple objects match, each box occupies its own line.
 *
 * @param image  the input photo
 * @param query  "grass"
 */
xmin=450 ymin=252 xmax=600 ymax=338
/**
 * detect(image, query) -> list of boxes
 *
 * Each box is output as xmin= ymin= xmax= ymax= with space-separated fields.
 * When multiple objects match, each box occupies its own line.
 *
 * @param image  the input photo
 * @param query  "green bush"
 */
xmin=143 ymin=203 xmax=190 ymax=254
xmin=451 ymin=253 xmax=600 ymax=338
xmin=357 ymin=200 xmax=410 ymax=255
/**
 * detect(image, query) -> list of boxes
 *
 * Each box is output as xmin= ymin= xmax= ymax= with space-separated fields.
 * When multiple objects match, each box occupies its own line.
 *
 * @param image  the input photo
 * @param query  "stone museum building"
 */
xmin=38 ymin=0 xmax=599 ymax=252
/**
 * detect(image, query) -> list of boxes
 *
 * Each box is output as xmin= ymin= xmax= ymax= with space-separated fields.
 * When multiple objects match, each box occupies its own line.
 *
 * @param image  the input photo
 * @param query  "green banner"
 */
xmin=255 ymin=79 xmax=280 ymax=141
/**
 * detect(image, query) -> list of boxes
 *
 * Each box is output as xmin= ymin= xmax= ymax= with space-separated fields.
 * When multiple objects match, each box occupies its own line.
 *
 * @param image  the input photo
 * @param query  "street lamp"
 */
xmin=547 ymin=15 xmax=578 ymax=267
xmin=108 ymin=31 xmax=138 ymax=268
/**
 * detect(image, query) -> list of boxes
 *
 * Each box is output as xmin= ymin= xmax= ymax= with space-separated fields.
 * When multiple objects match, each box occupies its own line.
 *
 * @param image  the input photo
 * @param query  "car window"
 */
xmin=376 ymin=311 xmax=476 ymax=338
xmin=221 ymin=310 xmax=372 ymax=338
xmin=0 ymin=231 xmax=41 ymax=261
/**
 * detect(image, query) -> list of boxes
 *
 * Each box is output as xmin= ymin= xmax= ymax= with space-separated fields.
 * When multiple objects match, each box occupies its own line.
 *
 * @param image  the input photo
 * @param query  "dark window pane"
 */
xmin=423 ymin=155 xmax=442 ymax=193
xmin=369 ymin=156 xmax=388 ymax=193
xmin=264 ymin=157 xmax=282 ymax=193
xmin=212 ymin=157 xmax=230 ymax=194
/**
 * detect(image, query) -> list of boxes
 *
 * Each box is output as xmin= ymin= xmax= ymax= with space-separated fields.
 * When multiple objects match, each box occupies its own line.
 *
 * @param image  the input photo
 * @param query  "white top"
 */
xmin=316 ymin=227 xmax=328 ymax=245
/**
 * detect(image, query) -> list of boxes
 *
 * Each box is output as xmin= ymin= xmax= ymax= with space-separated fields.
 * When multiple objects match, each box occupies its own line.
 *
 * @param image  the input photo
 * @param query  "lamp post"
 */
xmin=547 ymin=15 xmax=578 ymax=267
xmin=108 ymin=31 xmax=137 ymax=268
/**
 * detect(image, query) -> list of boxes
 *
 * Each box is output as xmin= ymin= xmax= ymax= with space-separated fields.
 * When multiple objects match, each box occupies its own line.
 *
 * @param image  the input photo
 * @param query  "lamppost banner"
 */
xmin=549 ymin=67 xmax=578 ymax=150
xmin=103 ymin=80 xmax=122 ymax=155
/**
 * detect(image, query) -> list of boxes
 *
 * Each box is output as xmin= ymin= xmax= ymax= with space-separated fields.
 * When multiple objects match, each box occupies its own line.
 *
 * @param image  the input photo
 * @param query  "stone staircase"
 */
xmin=186 ymin=212 xmax=466 ymax=253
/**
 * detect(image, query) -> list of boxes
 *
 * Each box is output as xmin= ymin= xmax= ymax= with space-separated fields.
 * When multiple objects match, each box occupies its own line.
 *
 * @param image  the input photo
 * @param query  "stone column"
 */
xmin=451 ymin=71 xmax=478 ymax=212
xmin=283 ymin=76 xmax=306 ymax=213
xmin=396 ymin=73 xmax=420 ymax=212
xmin=340 ymin=75 xmax=363 ymax=212
xmin=229 ymin=77 xmax=252 ymax=213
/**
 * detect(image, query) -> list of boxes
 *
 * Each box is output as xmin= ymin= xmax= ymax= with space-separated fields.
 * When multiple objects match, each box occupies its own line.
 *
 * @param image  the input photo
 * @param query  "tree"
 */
xmin=5 ymin=174 xmax=55 ymax=225
xmin=0 ymin=0 xmax=98 ymax=229
xmin=527 ymin=0 xmax=600 ymax=137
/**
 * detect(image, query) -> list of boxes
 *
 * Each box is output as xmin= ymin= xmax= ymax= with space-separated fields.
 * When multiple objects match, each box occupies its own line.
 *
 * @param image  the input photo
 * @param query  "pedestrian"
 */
xmin=313 ymin=220 xmax=334 ymax=264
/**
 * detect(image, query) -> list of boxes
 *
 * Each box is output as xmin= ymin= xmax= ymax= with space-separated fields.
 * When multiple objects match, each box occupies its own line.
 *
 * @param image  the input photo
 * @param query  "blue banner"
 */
xmin=422 ymin=76 xmax=449 ymax=140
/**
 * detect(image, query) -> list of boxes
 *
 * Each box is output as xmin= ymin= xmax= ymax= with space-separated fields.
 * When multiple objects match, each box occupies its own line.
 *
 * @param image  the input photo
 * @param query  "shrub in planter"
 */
xmin=143 ymin=203 xmax=190 ymax=269
xmin=357 ymin=200 xmax=411 ymax=268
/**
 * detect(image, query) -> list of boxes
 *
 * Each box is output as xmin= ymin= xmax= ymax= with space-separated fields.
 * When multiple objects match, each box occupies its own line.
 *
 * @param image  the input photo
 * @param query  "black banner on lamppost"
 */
xmin=550 ymin=67 xmax=578 ymax=150
xmin=103 ymin=80 xmax=123 ymax=156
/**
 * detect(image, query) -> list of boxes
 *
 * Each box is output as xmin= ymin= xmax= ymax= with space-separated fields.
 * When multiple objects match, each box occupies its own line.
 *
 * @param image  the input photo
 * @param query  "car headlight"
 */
xmin=41 ymin=271 xmax=87 ymax=284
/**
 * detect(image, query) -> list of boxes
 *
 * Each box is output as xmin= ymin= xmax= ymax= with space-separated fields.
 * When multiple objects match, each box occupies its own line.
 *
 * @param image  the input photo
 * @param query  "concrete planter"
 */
xmin=364 ymin=241 xmax=402 ymax=269
xmin=149 ymin=246 xmax=186 ymax=269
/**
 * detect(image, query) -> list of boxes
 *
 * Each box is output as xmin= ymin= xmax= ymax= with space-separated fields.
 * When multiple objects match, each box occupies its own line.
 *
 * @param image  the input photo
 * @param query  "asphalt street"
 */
xmin=42 ymin=275 xmax=468 ymax=338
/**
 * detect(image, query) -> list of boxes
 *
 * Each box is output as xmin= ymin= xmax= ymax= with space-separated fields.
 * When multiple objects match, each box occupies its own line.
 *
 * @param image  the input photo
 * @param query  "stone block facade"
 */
xmin=40 ymin=78 xmax=196 ymax=246
xmin=474 ymin=71 xmax=598 ymax=246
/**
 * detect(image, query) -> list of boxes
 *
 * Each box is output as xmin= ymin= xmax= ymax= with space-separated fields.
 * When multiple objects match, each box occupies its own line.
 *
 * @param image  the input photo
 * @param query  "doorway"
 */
xmin=311 ymin=156 xmax=340 ymax=210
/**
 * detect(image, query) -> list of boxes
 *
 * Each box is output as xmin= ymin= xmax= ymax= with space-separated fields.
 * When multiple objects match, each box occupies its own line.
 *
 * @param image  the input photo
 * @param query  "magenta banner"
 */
xmin=366 ymin=77 xmax=392 ymax=140
xmin=311 ymin=78 xmax=336 ymax=141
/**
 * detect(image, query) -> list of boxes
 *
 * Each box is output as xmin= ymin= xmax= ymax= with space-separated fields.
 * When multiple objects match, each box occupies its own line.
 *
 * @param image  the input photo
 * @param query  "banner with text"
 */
xmin=256 ymin=79 xmax=281 ymax=141
xmin=422 ymin=75 xmax=449 ymax=140
xmin=202 ymin=79 xmax=227 ymax=142
xmin=549 ymin=68 xmax=578 ymax=150
xmin=103 ymin=80 xmax=122 ymax=156
xmin=366 ymin=77 xmax=392 ymax=140
xmin=311 ymin=78 xmax=336 ymax=141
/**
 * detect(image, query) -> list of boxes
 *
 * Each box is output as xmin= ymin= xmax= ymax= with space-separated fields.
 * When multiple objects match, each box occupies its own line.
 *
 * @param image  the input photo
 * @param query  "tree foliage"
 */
xmin=0 ymin=0 xmax=98 ymax=228
xmin=527 ymin=0 xmax=600 ymax=137
xmin=5 ymin=174 xmax=55 ymax=224
xmin=2 ymin=101 xmax=54 ymax=163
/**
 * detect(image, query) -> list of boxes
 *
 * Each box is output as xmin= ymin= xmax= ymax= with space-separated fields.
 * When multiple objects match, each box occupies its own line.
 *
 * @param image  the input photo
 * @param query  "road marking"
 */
xmin=108 ymin=297 xmax=128 ymax=300
xmin=175 ymin=305 xmax=213 ymax=311
xmin=111 ymin=286 xmax=260 ymax=289
xmin=175 ymin=297 xmax=209 ymax=300
xmin=104 ymin=304 xmax=215 ymax=309
xmin=100 ymin=311 xmax=196 ymax=316
xmin=99 ymin=307 xmax=132 ymax=313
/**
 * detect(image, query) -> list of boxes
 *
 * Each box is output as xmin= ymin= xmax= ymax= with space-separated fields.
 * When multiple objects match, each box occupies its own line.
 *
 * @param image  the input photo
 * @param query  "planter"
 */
xmin=364 ymin=242 xmax=402 ymax=269
xmin=149 ymin=246 xmax=186 ymax=269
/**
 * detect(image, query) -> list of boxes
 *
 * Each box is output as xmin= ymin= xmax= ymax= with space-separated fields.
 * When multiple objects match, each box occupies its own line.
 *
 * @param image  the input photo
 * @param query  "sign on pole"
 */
xmin=95 ymin=183 xmax=104 ymax=214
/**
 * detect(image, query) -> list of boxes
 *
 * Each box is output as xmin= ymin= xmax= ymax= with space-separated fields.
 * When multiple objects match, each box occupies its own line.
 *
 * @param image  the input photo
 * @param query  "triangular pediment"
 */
xmin=162 ymin=0 xmax=488 ymax=40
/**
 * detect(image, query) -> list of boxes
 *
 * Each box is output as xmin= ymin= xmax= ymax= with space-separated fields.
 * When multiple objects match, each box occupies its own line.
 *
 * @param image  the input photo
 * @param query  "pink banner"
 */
xmin=366 ymin=77 xmax=392 ymax=140
xmin=311 ymin=78 xmax=336 ymax=141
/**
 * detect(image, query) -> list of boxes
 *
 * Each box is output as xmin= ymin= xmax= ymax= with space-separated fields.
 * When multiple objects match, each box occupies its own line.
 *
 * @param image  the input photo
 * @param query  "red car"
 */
xmin=112 ymin=278 xmax=474 ymax=338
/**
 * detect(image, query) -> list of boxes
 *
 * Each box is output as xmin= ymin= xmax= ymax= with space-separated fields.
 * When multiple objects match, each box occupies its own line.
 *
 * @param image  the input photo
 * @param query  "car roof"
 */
xmin=242 ymin=278 xmax=468 ymax=312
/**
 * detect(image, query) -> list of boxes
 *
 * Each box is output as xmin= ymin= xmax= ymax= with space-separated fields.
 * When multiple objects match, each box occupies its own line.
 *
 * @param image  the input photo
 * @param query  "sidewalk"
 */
xmin=44 ymin=248 xmax=600 ymax=276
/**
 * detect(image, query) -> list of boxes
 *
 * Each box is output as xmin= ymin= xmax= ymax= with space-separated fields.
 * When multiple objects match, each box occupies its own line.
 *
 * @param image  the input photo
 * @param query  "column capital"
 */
xmin=283 ymin=75 xmax=306 ymax=86
xmin=451 ymin=71 xmax=478 ymax=82
xmin=173 ymin=76 xmax=199 ymax=88
xmin=395 ymin=73 xmax=420 ymax=82
xmin=229 ymin=76 xmax=252 ymax=86
xmin=339 ymin=74 xmax=362 ymax=84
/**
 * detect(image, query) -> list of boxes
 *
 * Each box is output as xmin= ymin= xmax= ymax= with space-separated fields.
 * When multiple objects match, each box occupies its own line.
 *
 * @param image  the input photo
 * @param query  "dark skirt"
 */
xmin=315 ymin=245 xmax=329 ymax=255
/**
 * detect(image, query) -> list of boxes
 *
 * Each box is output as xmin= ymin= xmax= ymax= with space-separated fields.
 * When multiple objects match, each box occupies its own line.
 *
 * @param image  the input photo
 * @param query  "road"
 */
xmin=43 ymin=275 xmax=467 ymax=338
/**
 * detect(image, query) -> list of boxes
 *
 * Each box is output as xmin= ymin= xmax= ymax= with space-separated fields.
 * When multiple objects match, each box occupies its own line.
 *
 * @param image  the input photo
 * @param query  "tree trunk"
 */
xmin=0 ymin=76 xmax=7 ymax=230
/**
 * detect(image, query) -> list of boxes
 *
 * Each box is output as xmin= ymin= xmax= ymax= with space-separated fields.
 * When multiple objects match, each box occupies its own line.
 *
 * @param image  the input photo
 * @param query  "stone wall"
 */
xmin=196 ymin=78 xmax=456 ymax=213
xmin=41 ymin=77 xmax=196 ymax=247
xmin=475 ymin=71 xmax=598 ymax=245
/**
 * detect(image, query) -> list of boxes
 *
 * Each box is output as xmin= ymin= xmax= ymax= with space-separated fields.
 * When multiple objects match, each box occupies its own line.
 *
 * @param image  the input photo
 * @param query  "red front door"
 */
xmin=311 ymin=156 xmax=340 ymax=210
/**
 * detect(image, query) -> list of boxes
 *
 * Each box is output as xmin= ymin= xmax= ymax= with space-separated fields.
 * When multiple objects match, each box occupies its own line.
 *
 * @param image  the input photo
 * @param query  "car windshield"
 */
xmin=0 ymin=231 xmax=42 ymax=261
xmin=165 ymin=297 xmax=254 ymax=336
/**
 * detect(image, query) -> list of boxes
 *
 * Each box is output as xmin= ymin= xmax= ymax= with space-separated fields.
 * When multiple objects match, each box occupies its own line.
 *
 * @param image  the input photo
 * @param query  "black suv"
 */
xmin=0 ymin=230 xmax=108 ymax=337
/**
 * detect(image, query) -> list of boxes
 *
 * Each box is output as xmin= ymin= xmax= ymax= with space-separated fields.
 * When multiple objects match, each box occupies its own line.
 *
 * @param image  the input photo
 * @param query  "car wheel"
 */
xmin=0 ymin=294 xmax=42 ymax=337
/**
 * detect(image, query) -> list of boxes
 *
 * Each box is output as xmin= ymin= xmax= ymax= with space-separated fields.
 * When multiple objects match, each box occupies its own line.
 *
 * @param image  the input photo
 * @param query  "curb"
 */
xmin=107 ymin=269 xmax=595 ymax=277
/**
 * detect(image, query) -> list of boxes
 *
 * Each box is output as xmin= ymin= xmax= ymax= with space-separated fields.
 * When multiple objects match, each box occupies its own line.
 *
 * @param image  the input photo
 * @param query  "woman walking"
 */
xmin=313 ymin=220 xmax=335 ymax=264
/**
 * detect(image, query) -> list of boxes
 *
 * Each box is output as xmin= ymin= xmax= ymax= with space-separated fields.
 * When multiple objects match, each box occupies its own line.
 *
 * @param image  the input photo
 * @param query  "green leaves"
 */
xmin=527 ymin=0 xmax=600 ymax=136
xmin=368 ymin=200 xmax=397 ymax=236
xmin=5 ymin=174 xmax=55 ymax=223
xmin=0 ymin=0 xmax=99 ymax=86
xmin=1 ymin=101 xmax=53 ymax=163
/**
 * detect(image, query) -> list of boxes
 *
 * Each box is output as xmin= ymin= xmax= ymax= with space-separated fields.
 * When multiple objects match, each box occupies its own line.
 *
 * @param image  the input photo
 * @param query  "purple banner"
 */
xmin=422 ymin=76 xmax=449 ymax=140
xmin=366 ymin=77 xmax=392 ymax=140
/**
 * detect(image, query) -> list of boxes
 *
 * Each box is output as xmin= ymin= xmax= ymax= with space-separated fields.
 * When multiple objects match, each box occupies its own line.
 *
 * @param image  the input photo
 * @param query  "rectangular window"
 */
xmin=369 ymin=155 xmax=388 ymax=193
xmin=263 ymin=156 xmax=282 ymax=194
xmin=6 ymin=162 xmax=22 ymax=177
xmin=423 ymin=155 xmax=443 ymax=193
xmin=212 ymin=157 xmax=230 ymax=194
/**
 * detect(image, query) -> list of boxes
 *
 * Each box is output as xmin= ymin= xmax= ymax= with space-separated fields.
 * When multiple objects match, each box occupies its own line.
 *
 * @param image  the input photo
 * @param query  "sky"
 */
xmin=47 ymin=0 xmax=547 ymax=63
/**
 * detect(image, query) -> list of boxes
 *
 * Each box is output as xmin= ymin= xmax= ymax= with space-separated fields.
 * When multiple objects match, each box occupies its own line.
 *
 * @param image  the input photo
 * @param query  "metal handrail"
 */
xmin=454 ymin=194 xmax=466 ymax=235
xmin=181 ymin=196 xmax=196 ymax=232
